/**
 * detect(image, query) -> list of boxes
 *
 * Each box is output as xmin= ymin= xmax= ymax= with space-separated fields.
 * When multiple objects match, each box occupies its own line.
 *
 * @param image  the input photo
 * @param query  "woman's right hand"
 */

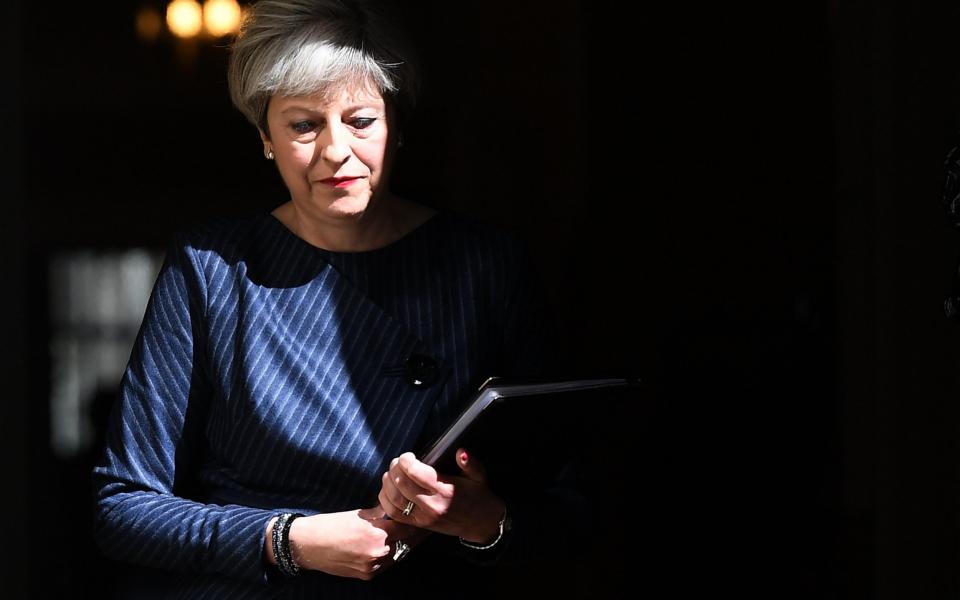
xmin=268 ymin=506 xmax=425 ymax=580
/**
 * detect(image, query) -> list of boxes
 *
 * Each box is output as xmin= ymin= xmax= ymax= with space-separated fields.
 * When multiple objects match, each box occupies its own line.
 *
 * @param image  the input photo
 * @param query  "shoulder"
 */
xmin=168 ymin=212 xmax=308 ymax=281
xmin=424 ymin=212 xmax=541 ymax=311
xmin=155 ymin=214 xmax=289 ymax=300
xmin=169 ymin=214 xmax=268 ymax=263
xmin=428 ymin=211 xmax=531 ymax=266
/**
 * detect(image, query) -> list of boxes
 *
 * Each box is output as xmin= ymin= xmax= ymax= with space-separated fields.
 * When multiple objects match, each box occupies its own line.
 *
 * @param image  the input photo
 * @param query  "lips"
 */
xmin=318 ymin=176 xmax=362 ymax=188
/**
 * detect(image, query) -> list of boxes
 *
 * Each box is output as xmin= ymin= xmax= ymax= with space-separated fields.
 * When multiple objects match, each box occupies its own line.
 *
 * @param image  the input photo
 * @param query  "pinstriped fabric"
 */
xmin=92 ymin=211 xmax=549 ymax=599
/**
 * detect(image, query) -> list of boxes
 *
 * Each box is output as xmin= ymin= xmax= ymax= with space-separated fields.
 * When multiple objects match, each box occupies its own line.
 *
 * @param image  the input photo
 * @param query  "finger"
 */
xmin=456 ymin=447 xmax=488 ymax=484
xmin=389 ymin=454 xmax=435 ymax=492
xmin=388 ymin=456 xmax=441 ymax=515
xmin=352 ymin=563 xmax=387 ymax=581
xmin=372 ymin=541 xmax=392 ymax=559
xmin=370 ymin=555 xmax=398 ymax=576
xmin=378 ymin=476 xmax=408 ymax=519
xmin=396 ymin=452 xmax=451 ymax=494
xmin=359 ymin=505 xmax=387 ymax=520
xmin=382 ymin=520 xmax=419 ymax=540
xmin=379 ymin=473 xmax=427 ymax=523
xmin=387 ymin=467 xmax=433 ymax=502
xmin=329 ymin=557 xmax=389 ymax=581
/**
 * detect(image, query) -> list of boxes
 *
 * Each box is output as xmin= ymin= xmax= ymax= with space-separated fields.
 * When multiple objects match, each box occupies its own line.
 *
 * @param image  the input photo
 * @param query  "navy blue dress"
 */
xmin=92 ymin=211 xmax=571 ymax=599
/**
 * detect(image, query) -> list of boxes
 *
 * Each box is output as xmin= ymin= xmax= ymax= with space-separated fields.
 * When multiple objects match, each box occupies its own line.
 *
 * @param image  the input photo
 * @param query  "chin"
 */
xmin=319 ymin=193 xmax=373 ymax=220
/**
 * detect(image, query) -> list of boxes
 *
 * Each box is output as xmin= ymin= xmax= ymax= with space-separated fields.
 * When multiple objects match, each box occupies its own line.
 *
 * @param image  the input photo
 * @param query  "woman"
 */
xmin=92 ymin=0 xmax=581 ymax=597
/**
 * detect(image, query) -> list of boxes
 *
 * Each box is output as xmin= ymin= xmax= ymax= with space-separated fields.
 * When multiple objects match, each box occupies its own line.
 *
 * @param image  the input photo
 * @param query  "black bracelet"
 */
xmin=271 ymin=512 xmax=304 ymax=577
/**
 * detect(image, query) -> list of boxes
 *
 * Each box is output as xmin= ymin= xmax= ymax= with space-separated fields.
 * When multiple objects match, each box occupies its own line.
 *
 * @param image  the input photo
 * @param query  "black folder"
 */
xmin=419 ymin=376 xmax=637 ymax=473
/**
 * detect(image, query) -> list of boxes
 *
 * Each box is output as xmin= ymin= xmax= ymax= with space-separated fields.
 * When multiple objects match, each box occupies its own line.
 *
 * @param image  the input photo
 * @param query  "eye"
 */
xmin=290 ymin=120 xmax=317 ymax=135
xmin=347 ymin=117 xmax=377 ymax=130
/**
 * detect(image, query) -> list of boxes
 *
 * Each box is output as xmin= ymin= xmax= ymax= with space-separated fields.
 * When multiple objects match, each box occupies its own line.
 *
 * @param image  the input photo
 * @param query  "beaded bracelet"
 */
xmin=271 ymin=512 xmax=305 ymax=577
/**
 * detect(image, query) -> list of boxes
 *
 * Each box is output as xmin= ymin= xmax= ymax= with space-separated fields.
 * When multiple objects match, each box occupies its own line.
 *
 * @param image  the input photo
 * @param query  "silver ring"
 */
xmin=393 ymin=539 xmax=411 ymax=562
xmin=402 ymin=500 xmax=415 ymax=516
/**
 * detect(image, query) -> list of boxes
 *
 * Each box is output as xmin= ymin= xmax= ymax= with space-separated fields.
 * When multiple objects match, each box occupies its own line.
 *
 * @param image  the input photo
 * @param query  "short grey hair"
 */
xmin=228 ymin=0 xmax=420 ymax=138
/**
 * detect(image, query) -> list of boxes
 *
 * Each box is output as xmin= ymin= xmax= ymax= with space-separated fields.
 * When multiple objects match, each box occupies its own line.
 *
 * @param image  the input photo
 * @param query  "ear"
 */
xmin=259 ymin=127 xmax=276 ymax=156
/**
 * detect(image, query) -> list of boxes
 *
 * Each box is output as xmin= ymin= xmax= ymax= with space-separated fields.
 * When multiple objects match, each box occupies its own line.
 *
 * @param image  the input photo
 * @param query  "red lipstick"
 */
xmin=318 ymin=176 xmax=361 ymax=188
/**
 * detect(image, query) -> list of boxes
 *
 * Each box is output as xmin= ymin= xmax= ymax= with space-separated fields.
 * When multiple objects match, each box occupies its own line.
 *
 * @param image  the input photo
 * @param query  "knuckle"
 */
xmin=399 ymin=453 xmax=419 ymax=472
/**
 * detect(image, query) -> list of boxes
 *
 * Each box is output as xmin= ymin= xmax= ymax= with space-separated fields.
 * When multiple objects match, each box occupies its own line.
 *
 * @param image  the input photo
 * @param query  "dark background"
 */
xmin=3 ymin=0 xmax=960 ymax=598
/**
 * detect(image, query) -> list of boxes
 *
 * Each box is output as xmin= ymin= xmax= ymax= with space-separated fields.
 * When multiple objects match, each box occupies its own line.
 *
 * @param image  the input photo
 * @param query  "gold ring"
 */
xmin=402 ymin=500 xmax=415 ymax=516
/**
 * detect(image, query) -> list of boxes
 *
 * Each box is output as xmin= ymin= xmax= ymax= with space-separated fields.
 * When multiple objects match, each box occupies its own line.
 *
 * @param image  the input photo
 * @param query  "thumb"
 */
xmin=359 ymin=504 xmax=387 ymax=521
xmin=456 ymin=447 xmax=487 ymax=484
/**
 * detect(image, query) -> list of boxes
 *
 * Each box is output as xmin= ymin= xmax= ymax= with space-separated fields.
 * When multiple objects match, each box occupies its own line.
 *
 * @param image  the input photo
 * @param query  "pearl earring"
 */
xmin=266 ymin=150 xmax=275 ymax=160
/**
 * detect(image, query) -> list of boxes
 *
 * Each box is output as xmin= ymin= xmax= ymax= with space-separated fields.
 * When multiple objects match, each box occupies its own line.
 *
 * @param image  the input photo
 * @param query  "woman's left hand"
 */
xmin=378 ymin=448 xmax=506 ymax=544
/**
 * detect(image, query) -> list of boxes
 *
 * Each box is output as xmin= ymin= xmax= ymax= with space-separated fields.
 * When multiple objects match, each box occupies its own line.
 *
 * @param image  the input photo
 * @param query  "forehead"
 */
xmin=270 ymin=85 xmax=385 ymax=114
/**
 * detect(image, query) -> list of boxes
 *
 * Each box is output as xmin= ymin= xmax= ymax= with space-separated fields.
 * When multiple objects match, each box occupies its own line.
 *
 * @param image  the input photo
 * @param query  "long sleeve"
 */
xmin=90 ymin=212 xmax=586 ymax=597
xmin=91 ymin=232 xmax=276 ymax=584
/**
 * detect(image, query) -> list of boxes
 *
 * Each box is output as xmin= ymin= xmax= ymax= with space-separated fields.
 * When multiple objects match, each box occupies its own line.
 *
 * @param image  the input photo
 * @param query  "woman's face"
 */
xmin=261 ymin=86 xmax=394 ymax=221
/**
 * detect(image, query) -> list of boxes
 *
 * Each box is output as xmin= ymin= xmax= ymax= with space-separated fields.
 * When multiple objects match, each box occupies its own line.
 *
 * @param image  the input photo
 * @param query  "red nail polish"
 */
xmin=460 ymin=452 xmax=468 ymax=463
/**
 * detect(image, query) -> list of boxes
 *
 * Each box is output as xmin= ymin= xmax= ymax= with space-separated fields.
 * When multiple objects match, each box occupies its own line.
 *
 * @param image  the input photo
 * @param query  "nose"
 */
xmin=318 ymin=120 xmax=351 ymax=164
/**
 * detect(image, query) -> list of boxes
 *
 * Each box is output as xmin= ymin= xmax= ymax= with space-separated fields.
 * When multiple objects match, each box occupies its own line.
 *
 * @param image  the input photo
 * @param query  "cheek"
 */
xmin=354 ymin=141 xmax=388 ymax=175
xmin=289 ymin=145 xmax=316 ymax=166
xmin=277 ymin=146 xmax=315 ymax=178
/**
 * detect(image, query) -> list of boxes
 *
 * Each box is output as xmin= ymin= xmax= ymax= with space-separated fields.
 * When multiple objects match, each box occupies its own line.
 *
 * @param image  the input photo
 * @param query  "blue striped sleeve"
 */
xmin=91 ymin=230 xmax=276 ymax=584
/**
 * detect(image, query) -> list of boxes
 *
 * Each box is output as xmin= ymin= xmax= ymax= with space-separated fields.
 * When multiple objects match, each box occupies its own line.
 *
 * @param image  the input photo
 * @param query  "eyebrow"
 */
xmin=279 ymin=103 xmax=384 ymax=115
